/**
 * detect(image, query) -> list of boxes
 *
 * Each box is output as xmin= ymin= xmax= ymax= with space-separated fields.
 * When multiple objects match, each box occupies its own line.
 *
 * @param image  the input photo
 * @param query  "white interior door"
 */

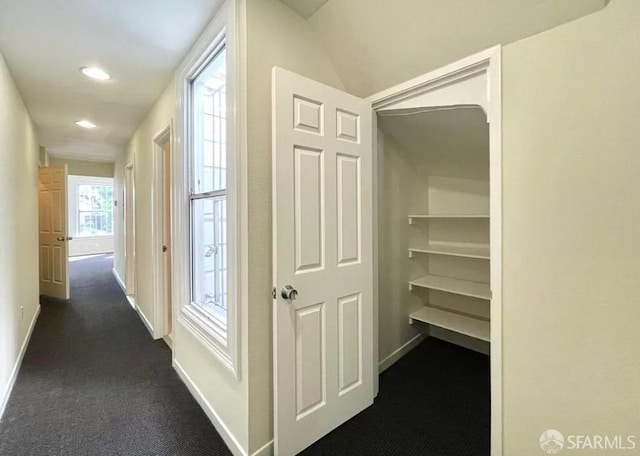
xmin=39 ymin=166 xmax=70 ymax=299
xmin=273 ymin=67 xmax=374 ymax=455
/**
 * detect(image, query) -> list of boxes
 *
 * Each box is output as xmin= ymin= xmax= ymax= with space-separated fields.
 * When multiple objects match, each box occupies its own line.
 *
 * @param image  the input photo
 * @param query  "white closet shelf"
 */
xmin=408 ymin=244 xmax=490 ymax=260
xmin=409 ymin=274 xmax=491 ymax=300
xmin=408 ymin=214 xmax=489 ymax=224
xmin=409 ymin=306 xmax=490 ymax=342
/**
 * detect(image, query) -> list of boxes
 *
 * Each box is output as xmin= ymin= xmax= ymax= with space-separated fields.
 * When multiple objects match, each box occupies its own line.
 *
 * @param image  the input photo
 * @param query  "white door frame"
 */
xmin=152 ymin=124 xmax=173 ymax=341
xmin=367 ymin=45 xmax=503 ymax=455
xmin=124 ymin=160 xmax=136 ymax=308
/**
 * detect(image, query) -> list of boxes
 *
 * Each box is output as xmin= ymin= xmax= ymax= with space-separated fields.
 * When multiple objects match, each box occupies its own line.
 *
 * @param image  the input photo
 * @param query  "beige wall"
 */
xmin=376 ymin=133 xmax=423 ymax=360
xmin=501 ymin=0 xmax=640 ymax=453
xmin=245 ymin=0 xmax=345 ymax=451
xmin=49 ymin=157 xmax=114 ymax=177
xmin=113 ymin=80 xmax=175 ymax=328
xmin=308 ymin=0 xmax=606 ymax=98
xmin=0 ymin=52 xmax=40 ymax=415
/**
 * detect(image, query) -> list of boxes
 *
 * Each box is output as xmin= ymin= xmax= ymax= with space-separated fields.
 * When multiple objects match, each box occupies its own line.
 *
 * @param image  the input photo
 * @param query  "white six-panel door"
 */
xmin=39 ymin=166 xmax=70 ymax=299
xmin=272 ymin=67 xmax=374 ymax=455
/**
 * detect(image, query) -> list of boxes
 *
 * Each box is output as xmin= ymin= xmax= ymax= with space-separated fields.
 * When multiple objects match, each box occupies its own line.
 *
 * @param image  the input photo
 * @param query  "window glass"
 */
xmin=77 ymin=184 xmax=113 ymax=236
xmin=193 ymin=49 xmax=227 ymax=194
xmin=190 ymin=47 xmax=227 ymax=328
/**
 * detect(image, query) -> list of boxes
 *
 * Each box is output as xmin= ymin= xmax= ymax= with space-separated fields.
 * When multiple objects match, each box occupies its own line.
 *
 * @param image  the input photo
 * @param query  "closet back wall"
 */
xmin=377 ymin=107 xmax=490 ymax=361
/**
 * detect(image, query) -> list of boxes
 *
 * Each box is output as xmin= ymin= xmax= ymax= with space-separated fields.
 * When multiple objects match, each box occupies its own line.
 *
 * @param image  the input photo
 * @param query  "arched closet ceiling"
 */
xmin=306 ymin=0 xmax=607 ymax=97
xmin=377 ymin=107 xmax=489 ymax=161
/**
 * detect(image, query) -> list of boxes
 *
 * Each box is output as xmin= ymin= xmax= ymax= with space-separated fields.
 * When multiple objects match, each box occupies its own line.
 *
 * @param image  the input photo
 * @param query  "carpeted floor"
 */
xmin=0 ymin=254 xmax=489 ymax=456
xmin=0 ymin=254 xmax=232 ymax=456
xmin=301 ymin=337 xmax=490 ymax=456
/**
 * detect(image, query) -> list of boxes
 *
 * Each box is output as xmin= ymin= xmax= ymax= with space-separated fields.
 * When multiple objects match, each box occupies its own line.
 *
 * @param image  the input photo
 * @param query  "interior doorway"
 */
xmin=152 ymin=126 xmax=173 ymax=345
xmin=272 ymin=47 xmax=502 ymax=455
xmin=124 ymin=161 xmax=136 ymax=308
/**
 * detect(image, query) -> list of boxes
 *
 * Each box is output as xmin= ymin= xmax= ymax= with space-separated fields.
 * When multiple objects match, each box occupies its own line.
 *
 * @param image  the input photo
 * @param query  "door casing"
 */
xmin=124 ymin=161 xmax=136 ymax=308
xmin=152 ymin=124 xmax=173 ymax=342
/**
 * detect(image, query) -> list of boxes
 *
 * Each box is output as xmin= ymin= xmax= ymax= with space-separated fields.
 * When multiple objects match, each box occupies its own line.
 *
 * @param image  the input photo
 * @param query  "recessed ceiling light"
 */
xmin=80 ymin=66 xmax=110 ymax=81
xmin=75 ymin=120 xmax=97 ymax=129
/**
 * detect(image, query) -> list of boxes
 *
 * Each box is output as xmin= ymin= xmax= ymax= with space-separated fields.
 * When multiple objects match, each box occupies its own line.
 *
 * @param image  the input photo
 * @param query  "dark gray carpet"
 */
xmin=0 ymin=254 xmax=489 ymax=456
xmin=0 ymin=254 xmax=232 ymax=456
xmin=303 ymin=337 xmax=490 ymax=456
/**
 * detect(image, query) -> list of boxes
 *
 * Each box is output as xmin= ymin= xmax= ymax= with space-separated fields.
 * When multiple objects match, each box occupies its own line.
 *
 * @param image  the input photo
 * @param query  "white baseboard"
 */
xmin=126 ymin=296 xmax=136 ymax=310
xmin=137 ymin=307 xmax=155 ymax=338
xmin=112 ymin=268 xmax=126 ymax=293
xmin=163 ymin=334 xmax=173 ymax=350
xmin=378 ymin=333 xmax=425 ymax=373
xmin=251 ymin=440 xmax=273 ymax=456
xmin=0 ymin=305 xmax=41 ymax=421
xmin=113 ymin=270 xmax=137 ymax=312
xmin=174 ymin=360 xmax=248 ymax=456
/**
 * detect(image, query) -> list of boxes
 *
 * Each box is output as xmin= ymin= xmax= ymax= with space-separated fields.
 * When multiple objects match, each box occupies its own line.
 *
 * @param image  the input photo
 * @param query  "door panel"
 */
xmin=338 ymin=292 xmax=362 ymax=394
xmin=273 ymin=67 xmax=373 ymax=456
xmin=337 ymin=154 xmax=361 ymax=266
xmin=39 ymin=166 xmax=69 ymax=299
xmin=294 ymin=146 xmax=324 ymax=273
xmin=295 ymin=302 xmax=326 ymax=418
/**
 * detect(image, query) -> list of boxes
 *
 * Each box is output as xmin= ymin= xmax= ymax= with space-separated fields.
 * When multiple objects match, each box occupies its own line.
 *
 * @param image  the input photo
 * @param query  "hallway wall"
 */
xmin=49 ymin=157 xmax=114 ymax=178
xmin=113 ymin=79 xmax=175 ymax=332
xmin=0 ymin=51 xmax=41 ymax=417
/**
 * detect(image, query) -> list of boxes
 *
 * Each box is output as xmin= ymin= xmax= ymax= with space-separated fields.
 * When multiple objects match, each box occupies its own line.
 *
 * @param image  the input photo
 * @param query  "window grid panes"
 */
xmin=77 ymin=184 xmax=113 ymax=236
xmin=190 ymin=47 xmax=228 ymax=327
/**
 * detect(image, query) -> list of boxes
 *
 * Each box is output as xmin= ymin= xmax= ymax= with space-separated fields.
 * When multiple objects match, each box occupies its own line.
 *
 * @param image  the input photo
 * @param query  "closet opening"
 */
xmin=375 ymin=104 xmax=491 ymax=452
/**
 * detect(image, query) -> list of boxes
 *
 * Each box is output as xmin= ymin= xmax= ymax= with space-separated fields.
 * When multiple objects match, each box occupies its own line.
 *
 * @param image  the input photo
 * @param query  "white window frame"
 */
xmin=68 ymin=175 xmax=115 ymax=238
xmin=174 ymin=0 xmax=241 ymax=378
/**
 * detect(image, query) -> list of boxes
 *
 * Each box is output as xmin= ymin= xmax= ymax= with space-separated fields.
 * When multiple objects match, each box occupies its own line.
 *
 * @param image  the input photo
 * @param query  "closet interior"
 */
xmin=377 ymin=104 xmax=491 ymax=353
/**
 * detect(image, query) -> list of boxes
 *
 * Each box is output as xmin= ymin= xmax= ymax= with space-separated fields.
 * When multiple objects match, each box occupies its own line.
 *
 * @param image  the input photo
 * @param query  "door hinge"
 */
xmin=272 ymin=287 xmax=277 ymax=299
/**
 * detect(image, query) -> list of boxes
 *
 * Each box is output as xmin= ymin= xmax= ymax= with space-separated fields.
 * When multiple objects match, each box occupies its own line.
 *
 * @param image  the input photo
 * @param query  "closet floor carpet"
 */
xmin=301 ymin=338 xmax=490 ymax=456
xmin=0 ymin=254 xmax=489 ymax=456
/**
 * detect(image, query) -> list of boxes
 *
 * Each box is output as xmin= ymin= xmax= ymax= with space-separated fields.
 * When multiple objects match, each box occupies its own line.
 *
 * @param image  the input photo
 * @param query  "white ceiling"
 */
xmin=279 ymin=0 xmax=330 ymax=19
xmin=0 ymin=0 xmax=223 ymax=162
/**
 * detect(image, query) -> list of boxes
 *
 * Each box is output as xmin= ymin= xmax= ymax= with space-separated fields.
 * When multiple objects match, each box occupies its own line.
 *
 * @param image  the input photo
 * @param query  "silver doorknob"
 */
xmin=57 ymin=236 xmax=65 ymax=241
xmin=281 ymin=285 xmax=298 ymax=301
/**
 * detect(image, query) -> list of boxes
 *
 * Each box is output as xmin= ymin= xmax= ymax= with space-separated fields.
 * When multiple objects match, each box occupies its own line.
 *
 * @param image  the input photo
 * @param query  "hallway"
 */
xmin=0 ymin=255 xmax=231 ymax=456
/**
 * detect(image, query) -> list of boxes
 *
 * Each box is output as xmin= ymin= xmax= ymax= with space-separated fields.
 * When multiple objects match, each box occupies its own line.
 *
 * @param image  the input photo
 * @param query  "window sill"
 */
xmin=178 ymin=304 xmax=239 ymax=379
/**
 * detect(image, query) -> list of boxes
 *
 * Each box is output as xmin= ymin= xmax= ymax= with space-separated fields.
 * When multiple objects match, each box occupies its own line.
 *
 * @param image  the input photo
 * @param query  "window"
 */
xmin=68 ymin=176 xmax=114 ymax=238
xmin=177 ymin=1 xmax=239 ymax=378
xmin=77 ymin=184 xmax=114 ymax=236
xmin=191 ymin=47 xmax=228 ymax=329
